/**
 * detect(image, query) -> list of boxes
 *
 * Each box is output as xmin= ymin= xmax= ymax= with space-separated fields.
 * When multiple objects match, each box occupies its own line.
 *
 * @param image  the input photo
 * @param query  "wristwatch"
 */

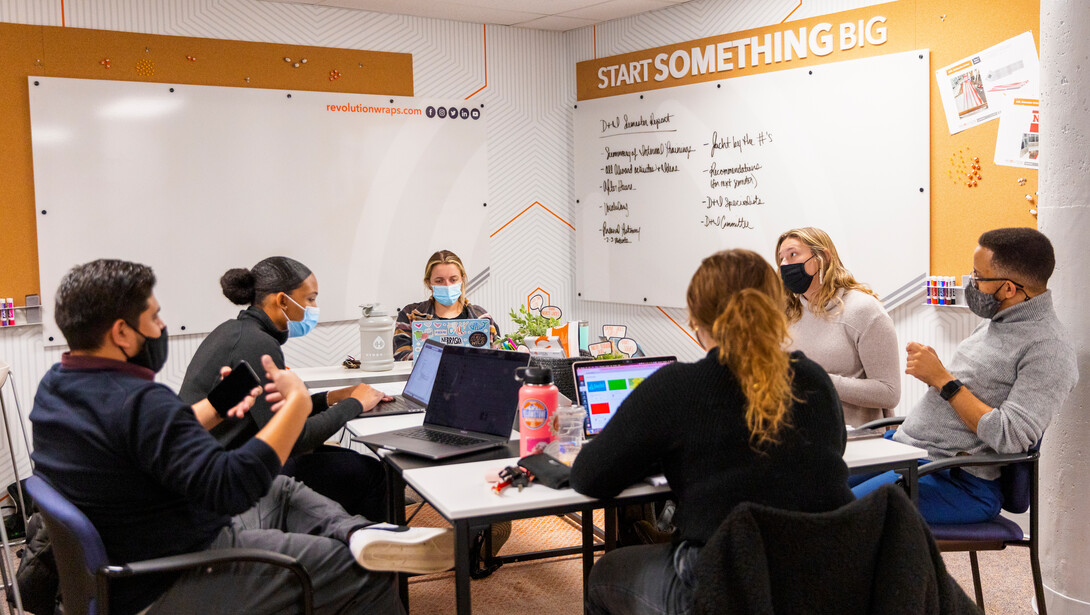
xmin=939 ymin=379 xmax=964 ymax=401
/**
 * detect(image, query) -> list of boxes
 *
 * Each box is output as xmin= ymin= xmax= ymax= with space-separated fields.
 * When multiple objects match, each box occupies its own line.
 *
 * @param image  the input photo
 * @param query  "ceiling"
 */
xmin=258 ymin=0 xmax=691 ymax=31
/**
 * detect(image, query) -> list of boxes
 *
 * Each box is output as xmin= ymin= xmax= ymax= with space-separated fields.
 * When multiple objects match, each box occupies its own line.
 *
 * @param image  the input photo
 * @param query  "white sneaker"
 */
xmin=349 ymin=524 xmax=454 ymax=574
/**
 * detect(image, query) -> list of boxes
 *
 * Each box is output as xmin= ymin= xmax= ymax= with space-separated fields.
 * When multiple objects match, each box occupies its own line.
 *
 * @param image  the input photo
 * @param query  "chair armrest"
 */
xmin=856 ymin=416 xmax=905 ymax=430
xmin=917 ymin=450 xmax=1039 ymax=478
xmin=102 ymin=547 xmax=307 ymax=579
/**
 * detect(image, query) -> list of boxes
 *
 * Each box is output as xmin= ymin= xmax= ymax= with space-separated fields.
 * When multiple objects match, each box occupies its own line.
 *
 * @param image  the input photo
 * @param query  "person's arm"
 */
xmin=827 ymin=312 xmax=900 ymax=410
xmin=570 ymin=370 xmax=671 ymax=498
xmin=393 ymin=304 xmax=416 ymax=361
xmin=905 ymin=341 xmax=991 ymax=432
xmin=252 ymin=355 xmax=315 ymax=463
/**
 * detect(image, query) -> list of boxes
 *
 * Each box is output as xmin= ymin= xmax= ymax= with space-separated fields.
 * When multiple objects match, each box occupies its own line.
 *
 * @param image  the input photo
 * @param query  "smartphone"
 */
xmin=207 ymin=360 xmax=261 ymax=417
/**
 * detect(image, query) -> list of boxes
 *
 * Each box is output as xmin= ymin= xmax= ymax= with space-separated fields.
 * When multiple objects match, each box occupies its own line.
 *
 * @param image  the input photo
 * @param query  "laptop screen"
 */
xmin=424 ymin=345 xmax=530 ymax=437
xmin=573 ymin=356 xmax=676 ymax=435
xmin=401 ymin=339 xmax=444 ymax=405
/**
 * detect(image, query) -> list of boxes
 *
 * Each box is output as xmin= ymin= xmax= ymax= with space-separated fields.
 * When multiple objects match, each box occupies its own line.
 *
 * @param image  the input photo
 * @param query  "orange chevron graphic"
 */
xmin=490 ymin=201 xmax=575 ymax=238
xmin=781 ymin=1 xmax=803 ymax=23
xmin=657 ymin=306 xmax=702 ymax=348
xmin=465 ymin=25 xmax=488 ymax=100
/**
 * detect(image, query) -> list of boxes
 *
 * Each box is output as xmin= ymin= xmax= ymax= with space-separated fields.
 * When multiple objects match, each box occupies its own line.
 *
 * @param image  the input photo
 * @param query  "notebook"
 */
xmin=362 ymin=338 xmax=444 ymax=418
xmin=357 ymin=344 xmax=530 ymax=460
xmin=410 ymin=317 xmax=491 ymax=361
xmin=572 ymin=356 xmax=677 ymax=436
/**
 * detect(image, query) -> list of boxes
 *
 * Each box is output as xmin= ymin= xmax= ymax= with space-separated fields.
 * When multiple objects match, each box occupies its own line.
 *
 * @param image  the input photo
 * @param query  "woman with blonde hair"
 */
xmin=776 ymin=227 xmax=900 ymax=426
xmin=571 ymin=249 xmax=852 ymax=615
xmin=392 ymin=249 xmax=500 ymax=361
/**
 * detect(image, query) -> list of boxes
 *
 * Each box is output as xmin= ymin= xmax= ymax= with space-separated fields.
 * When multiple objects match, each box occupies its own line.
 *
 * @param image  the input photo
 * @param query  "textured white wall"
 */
xmin=1039 ymin=1 xmax=1090 ymax=612
xmin=0 ymin=0 xmax=972 ymax=488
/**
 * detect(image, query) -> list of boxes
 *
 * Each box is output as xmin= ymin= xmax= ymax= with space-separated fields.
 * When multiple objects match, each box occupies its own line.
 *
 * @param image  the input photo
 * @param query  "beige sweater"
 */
xmin=788 ymin=289 xmax=901 ymax=427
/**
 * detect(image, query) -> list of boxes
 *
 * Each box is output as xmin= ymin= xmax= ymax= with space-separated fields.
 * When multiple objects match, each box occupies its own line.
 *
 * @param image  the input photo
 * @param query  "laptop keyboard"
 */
xmin=399 ymin=428 xmax=489 ymax=447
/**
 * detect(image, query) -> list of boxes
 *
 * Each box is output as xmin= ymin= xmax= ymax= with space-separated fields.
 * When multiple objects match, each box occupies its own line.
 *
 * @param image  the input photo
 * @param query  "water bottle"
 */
xmin=515 ymin=366 xmax=559 ymax=457
xmin=358 ymin=303 xmax=394 ymax=371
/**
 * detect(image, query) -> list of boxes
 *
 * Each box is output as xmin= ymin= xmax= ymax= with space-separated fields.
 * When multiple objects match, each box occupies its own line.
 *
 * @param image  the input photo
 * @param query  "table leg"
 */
xmin=582 ymin=506 xmax=595 ymax=602
xmin=454 ymin=519 xmax=473 ymax=615
xmin=902 ymin=463 xmax=919 ymax=504
xmin=604 ymin=507 xmax=617 ymax=551
xmin=384 ymin=461 xmax=409 ymax=608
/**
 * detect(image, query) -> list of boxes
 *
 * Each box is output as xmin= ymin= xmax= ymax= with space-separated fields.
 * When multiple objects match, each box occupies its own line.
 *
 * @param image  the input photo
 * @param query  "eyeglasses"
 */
xmin=969 ymin=272 xmax=1025 ymax=291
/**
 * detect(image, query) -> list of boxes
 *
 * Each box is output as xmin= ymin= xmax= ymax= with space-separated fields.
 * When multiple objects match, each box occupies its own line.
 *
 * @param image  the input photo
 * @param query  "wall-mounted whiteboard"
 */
xmin=29 ymin=77 xmax=487 ymax=344
xmin=575 ymin=50 xmax=930 ymax=309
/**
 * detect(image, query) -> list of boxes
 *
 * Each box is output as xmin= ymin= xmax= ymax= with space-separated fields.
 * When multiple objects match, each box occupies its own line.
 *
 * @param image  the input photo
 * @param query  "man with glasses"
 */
xmin=852 ymin=228 xmax=1078 ymax=524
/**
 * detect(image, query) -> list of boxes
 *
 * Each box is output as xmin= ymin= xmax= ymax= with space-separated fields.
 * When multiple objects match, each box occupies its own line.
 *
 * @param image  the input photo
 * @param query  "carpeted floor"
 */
xmin=404 ymin=504 xmax=1041 ymax=615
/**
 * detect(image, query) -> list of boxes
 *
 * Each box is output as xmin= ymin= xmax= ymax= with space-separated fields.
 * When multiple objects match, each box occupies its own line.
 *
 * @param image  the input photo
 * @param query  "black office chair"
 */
xmin=693 ymin=485 xmax=980 ymax=614
xmin=857 ymin=417 xmax=1046 ymax=614
xmin=25 ymin=475 xmax=314 ymax=615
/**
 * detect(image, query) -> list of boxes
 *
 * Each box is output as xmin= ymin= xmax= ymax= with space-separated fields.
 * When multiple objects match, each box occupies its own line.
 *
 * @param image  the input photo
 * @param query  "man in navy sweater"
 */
xmin=30 ymin=259 xmax=452 ymax=615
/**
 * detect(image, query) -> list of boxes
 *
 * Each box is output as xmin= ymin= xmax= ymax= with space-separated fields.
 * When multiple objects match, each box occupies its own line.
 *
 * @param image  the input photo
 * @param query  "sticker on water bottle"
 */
xmin=521 ymin=399 xmax=548 ymax=429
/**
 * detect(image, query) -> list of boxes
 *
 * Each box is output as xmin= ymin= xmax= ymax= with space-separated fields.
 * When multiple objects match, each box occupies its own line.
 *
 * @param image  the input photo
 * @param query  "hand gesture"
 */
xmin=261 ymin=354 xmax=311 ymax=414
xmin=905 ymin=342 xmax=953 ymax=389
xmin=216 ymin=365 xmax=263 ymax=420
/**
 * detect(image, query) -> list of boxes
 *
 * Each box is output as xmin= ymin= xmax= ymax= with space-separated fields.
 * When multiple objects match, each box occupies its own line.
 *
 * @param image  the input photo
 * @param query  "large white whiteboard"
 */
xmin=29 ymin=77 xmax=487 ymax=343
xmin=575 ymin=50 xmax=930 ymax=309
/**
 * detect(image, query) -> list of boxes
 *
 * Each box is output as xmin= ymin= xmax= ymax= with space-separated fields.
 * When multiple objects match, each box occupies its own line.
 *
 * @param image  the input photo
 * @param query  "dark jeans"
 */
xmin=148 ymin=476 xmax=402 ymax=614
xmin=283 ymin=444 xmax=388 ymax=522
xmin=586 ymin=542 xmax=701 ymax=615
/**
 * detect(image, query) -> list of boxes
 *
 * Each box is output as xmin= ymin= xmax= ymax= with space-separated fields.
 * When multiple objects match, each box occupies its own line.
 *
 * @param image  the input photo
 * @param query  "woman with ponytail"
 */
xmin=180 ymin=256 xmax=391 ymax=521
xmin=775 ymin=227 xmax=900 ymax=427
xmin=571 ymin=249 xmax=852 ymax=615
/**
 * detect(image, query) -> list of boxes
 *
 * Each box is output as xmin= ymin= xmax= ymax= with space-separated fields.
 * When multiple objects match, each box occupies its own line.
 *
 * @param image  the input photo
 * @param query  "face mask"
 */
xmin=123 ymin=323 xmax=169 ymax=373
xmin=964 ymin=281 xmax=1002 ymax=319
xmin=283 ymin=295 xmax=320 ymax=338
xmin=431 ymin=283 xmax=462 ymax=307
xmin=780 ymin=255 xmax=816 ymax=295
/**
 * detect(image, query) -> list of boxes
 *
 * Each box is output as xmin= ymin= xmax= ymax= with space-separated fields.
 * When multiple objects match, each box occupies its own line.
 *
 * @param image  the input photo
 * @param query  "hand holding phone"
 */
xmin=207 ymin=360 xmax=262 ymax=418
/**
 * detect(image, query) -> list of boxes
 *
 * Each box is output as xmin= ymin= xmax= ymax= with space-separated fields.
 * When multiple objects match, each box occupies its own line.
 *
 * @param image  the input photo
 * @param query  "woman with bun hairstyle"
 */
xmin=776 ymin=227 xmax=901 ymax=427
xmin=393 ymin=249 xmax=500 ymax=361
xmin=570 ymin=249 xmax=852 ymax=615
xmin=180 ymin=256 xmax=389 ymax=521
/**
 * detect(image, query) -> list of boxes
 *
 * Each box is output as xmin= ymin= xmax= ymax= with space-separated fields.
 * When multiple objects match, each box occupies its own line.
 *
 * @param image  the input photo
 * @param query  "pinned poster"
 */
xmin=994 ymin=97 xmax=1039 ymax=169
xmin=935 ymin=32 xmax=1039 ymax=134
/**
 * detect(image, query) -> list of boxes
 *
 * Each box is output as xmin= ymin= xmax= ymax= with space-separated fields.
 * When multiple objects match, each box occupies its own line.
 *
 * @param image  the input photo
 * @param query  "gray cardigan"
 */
xmin=894 ymin=290 xmax=1078 ymax=479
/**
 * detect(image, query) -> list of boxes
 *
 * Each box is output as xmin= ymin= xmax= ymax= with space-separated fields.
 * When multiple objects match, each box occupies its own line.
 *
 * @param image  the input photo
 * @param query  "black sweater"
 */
xmin=179 ymin=306 xmax=362 ymax=454
xmin=570 ymin=349 xmax=853 ymax=544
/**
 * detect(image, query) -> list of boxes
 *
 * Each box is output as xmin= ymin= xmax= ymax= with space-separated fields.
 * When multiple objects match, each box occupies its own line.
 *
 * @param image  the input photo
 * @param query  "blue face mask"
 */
xmin=431 ymin=284 xmax=462 ymax=307
xmin=283 ymin=295 xmax=320 ymax=338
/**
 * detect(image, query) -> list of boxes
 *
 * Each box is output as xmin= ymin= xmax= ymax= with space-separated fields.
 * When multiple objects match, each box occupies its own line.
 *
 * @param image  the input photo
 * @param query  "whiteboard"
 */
xmin=29 ymin=77 xmax=488 ymax=343
xmin=575 ymin=50 xmax=930 ymax=308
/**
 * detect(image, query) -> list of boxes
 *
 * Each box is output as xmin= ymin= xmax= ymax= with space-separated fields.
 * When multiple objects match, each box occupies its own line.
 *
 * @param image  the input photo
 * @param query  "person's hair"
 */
xmin=687 ymin=249 xmax=795 ymax=448
xmin=220 ymin=256 xmax=312 ymax=306
xmin=54 ymin=259 xmax=156 ymax=351
xmin=978 ymin=227 xmax=1055 ymax=292
xmin=775 ymin=227 xmax=879 ymax=323
xmin=423 ymin=249 xmax=469 ymax=308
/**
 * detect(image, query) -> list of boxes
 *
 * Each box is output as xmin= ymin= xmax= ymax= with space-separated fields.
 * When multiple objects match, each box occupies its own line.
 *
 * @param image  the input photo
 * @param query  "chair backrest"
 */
xmin=998 ymin=450 xmax=1038 ymax=515
xmin=25 ymin=475 xmax=108 ymax=615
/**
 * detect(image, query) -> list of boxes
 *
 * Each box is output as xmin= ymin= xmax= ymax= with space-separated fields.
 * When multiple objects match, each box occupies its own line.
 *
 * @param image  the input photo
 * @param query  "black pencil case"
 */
xmin=518 ymin=453 xmax=571 ymax=489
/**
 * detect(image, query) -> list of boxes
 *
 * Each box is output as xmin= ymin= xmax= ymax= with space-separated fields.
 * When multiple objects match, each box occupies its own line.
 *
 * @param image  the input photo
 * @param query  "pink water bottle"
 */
xmin=516 ymin=366 xmax=559 ymax=456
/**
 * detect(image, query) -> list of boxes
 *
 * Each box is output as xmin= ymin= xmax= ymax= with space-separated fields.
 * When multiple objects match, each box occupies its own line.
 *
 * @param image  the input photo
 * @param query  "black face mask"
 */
xmin=123 ymin=323 xmax=169 ymax=373
xmin=780 ymin=255 xmax=816 ymax=294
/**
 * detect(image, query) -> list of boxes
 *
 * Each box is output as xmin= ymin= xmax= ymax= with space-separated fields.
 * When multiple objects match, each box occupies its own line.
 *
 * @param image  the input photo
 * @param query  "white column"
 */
xmin=1039 ymin=1 xmax=1090 ymax=613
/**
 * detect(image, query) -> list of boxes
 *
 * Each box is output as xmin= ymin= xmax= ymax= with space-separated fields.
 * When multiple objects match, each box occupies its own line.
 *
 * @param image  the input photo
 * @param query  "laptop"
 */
xmin=410 ymin=317 xmax=491 ymax=361
xmin=572 ymin=355 xmax=676 ymax=436
xmin=358 ymin=344 xmax=530 ymax=460
xmin=363 ymin=338 xmax=444 ymax=418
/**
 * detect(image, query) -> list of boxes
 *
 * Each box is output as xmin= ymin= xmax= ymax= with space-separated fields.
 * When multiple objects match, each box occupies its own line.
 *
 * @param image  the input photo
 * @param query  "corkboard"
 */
xmin=0 ymin=22 xmax=412 ymax=304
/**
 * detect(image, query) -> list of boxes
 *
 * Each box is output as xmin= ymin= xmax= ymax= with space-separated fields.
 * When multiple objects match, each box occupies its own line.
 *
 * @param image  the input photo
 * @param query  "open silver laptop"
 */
xmin=363 ymin=338 xmax=444 ymax=418
xmin=572 ymin=355 xmax=676 ymax=436
xmin=358 ymin=344 xmax=530 ymax=460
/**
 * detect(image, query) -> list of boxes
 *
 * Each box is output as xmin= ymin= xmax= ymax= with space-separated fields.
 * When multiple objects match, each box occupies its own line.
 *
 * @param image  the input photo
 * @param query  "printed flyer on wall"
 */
xmin=935 ymin=32 xmax=1039 ymax=135
xmin=994 ymin=96 xmax=1039 ymax=169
